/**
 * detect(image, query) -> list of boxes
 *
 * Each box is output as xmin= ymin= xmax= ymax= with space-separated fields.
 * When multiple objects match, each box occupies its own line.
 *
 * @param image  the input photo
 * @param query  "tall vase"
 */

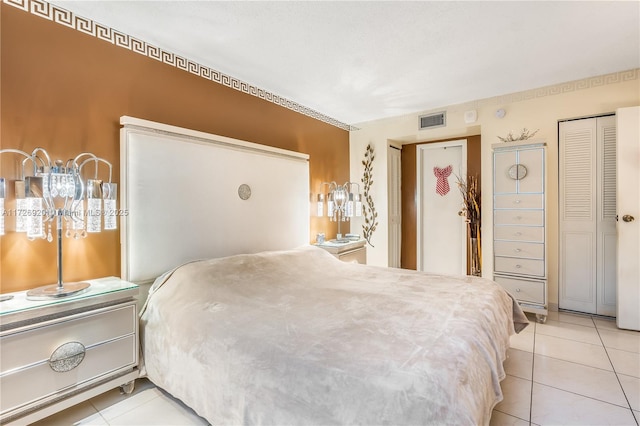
xmin=468 ymin=221 xmax=481 ymax=276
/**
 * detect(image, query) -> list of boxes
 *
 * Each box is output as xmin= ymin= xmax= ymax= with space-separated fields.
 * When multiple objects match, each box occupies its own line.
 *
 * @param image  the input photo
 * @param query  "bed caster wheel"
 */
xmin=536 ymin=314 xmax=547 ymax=324
xmin=120 ymin=380 xmax=135 ymax=395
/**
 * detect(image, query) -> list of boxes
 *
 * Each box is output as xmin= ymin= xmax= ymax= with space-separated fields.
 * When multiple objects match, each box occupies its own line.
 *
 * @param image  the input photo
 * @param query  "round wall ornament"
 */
xmin=508 ymin=164 xmax=527 ymax=180
xmin=238 ymin=184 xmax=251 ymax=200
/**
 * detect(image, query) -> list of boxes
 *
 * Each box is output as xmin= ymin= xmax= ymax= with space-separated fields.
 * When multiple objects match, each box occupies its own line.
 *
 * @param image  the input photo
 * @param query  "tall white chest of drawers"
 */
xmin=492 ymin=140 xmax=548 ymax=322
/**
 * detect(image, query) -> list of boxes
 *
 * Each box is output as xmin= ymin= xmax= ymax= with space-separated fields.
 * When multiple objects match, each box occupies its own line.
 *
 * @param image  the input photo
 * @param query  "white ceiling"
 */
xmin=49 ymin=1 xmax=640 ymax=126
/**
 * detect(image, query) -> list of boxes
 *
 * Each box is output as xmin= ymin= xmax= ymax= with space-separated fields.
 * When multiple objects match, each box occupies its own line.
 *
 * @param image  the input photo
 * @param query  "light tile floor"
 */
xmin=492 ymin=311 xmax=640 ymax=426
xmin=30 ymin=312 xmax=639 ymax=426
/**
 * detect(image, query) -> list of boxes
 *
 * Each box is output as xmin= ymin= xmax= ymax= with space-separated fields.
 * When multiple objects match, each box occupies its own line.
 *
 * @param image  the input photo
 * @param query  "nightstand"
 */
xmin=0 ymin=277 xmax=139 ymax=425
xmin=316 ymin=239 xmax=367 ymax=264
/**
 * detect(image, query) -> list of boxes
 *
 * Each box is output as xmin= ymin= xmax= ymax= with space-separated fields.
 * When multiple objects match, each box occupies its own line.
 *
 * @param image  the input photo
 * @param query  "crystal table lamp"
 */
xmin=0 ymin=148 xmax=117 ymax=300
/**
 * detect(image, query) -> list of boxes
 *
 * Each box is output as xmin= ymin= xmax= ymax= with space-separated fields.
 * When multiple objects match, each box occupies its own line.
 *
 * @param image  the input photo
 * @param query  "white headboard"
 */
xmin=120 ymin=116 xmax=310 ymax=283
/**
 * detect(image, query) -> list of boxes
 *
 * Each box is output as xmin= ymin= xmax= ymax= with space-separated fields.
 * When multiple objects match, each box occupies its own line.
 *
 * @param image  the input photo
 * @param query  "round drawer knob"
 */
xmin=515 ymin=216 xmax=522 ymax=220
xmin=516 ymin=288 xmax=521 ymax=292
xmin=514 ymin=200 xmax=521 ymax=204
xmin=514 ymin=248 xmax=522 ymax=252
xmin=49 ymin=341 xmax=86 ymax=372
xmin=514 ymin=232 xmax=522 ymax=236
xmin=515 ymin=264 xmax=522 ymax=269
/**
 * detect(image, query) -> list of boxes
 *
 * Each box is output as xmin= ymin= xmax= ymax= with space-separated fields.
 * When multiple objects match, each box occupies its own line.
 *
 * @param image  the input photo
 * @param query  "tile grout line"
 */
xmin=529 ymin=319 xmax=536 ymax=425
xmin=90 ymin=388 xmax=162 ymax=425
xmin=530 ymin=378 xmax=635 ymax=410
xmin=593 ymin=316 xmax=639 ymax=425
xmin=88 ymin=399 xmax=111 ymax=425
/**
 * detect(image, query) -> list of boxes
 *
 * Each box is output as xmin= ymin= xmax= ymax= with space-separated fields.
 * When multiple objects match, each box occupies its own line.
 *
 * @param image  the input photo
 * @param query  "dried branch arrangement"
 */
xmin=456 ymin=174 xmax=481 ymax=237
xmin=457 ymin=174 xmax=482 ymax=275
xmin=361 ymin=143 xmax=378 ymax=247
xmin=497 ymin=128 xmax=539 ymax=143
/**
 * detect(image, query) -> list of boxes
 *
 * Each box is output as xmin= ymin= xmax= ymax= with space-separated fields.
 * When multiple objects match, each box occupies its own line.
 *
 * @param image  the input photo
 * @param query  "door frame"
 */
xmin=416 ymin=139 xmax=467 ymax=273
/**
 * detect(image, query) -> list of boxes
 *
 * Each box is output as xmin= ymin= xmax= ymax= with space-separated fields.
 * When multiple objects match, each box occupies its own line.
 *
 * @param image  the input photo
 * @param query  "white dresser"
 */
xmin=492 ymin=140 xmax=548 ymax=322
xmin=0 ymin=277 xmax=139 ymax=425
xmin=316 ymin=239 xmax=367 ymax=264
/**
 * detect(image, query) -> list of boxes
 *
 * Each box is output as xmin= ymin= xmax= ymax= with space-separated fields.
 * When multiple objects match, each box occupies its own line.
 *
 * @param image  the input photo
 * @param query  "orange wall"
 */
xmin=0 ymin=4 xmax=349 ymax=292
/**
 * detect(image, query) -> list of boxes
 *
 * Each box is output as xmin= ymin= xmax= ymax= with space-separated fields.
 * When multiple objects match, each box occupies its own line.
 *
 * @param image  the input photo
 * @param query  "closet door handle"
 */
xmin=622 ymin=214 xmax=635 ymax=222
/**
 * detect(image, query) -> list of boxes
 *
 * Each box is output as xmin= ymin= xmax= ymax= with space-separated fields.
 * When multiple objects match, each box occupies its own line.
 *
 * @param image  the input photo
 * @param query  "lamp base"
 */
xmin=26 ymin=282 xmax=91 ymax=301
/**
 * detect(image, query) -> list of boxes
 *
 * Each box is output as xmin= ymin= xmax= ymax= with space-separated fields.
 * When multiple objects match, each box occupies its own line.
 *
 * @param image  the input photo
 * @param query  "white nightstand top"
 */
xmin=0 ymin=277 xmax=138 ymax=329
xmin=316 ymin=239 xmax=366 ymax=254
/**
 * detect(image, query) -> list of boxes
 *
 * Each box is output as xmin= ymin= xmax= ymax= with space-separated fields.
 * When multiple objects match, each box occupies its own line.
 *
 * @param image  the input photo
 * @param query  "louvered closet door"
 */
xmin=559 ymin=116 xmax=617 ymax=316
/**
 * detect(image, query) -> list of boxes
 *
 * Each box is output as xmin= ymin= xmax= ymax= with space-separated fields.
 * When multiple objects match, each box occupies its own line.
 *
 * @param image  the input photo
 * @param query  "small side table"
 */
xmin=316 ymin=239 xmax=367 ymax=264
xmin=0 ymin=277 xmax=139 ymax=425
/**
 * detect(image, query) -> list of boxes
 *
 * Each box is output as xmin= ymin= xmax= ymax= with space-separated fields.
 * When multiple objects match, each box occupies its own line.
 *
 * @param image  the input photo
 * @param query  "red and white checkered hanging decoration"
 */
xmin=433 ymin=165 xmax=453 ymax=196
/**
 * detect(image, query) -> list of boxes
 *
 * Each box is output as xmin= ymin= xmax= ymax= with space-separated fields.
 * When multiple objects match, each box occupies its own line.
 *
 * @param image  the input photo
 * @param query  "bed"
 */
xmin=120 ymin=117 xmax=528 ymax=425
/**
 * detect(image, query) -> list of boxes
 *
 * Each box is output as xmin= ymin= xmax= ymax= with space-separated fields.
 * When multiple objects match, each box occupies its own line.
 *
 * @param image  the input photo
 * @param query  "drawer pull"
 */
xmin=516 ymin=288 xmax=521 ymax=292
xmin=515 ymin=264 xmax=522 ymax=269
xmin=514 ymin=200 xmax=521 ymax=204
xmin=514 ymin=232 xmax=522 ymax=236
xmin=515 ymin=216 xmax=522 ymax=220
xmin=514 ymin=248 xmax=522 ymax=252
xmin=49 ymin=341 xmax=86 ymax=372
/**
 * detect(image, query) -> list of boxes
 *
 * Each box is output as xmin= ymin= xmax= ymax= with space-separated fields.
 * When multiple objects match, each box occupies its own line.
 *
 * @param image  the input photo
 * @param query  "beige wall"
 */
xmin=350 ymin=69 xmax=640 ymax=309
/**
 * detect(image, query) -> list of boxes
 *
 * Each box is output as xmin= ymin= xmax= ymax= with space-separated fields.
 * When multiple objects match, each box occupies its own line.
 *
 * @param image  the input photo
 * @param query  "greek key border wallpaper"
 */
xmin=3 ymin=0 xmax=355 ymax=131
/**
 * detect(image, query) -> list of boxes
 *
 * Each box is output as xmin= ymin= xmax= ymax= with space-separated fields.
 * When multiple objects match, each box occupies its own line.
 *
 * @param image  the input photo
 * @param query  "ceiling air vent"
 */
xmin=419 ymin=111 xmax=446 ymax=130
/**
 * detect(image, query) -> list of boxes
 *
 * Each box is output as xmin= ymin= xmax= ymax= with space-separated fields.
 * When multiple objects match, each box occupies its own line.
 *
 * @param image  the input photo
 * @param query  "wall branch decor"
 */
xmin=361 ymin=144 xmax=378 ymax=247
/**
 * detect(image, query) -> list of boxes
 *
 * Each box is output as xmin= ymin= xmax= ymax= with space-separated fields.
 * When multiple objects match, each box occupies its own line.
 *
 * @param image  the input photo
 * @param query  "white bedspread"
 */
xmin=139 ymin=245 xmax=528 ymax=425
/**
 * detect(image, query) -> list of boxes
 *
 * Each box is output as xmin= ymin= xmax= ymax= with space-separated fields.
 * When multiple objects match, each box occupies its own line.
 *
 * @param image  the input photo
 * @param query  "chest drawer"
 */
xmin=1 ymin=334 xmax=136 ymax=414
xmin=494 ymin=225 xmax=544 ymax=242
xmin=494 ymin=256 xmax=545 ymax=277
xmin=338 ymin=248 xmax=366 ymax=264
xmin=494 ymin=241 xmax=544 ymax=259
xmin=494 ymin=276 xmax=545 ymax=305
xmin=494 ymin=210 xmax=544 ymax=226
xmin=1 ymin=304 xmax=136 ymax=373
xmin=0 ymin=303 xmax=137 ymax=416
xmin=494 ymin=194 xmax=543 ymax=209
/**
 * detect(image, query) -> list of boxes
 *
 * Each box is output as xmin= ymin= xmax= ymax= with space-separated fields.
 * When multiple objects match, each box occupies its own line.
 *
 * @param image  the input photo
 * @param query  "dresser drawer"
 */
xmin=1 ymin=334 xmax=136 ymax=414
xmin=495 ymin=256 xmax=545 ymax=277
xmin=1 ymin=304 xmax=136 ymax=373
xmin=494 ymin=225 xmax=544 ymax=242
xmin=494 ymin=194 xmax=543 ymax=209
xmin=339 ymin=248 xmax=366 ymax=264
xmin=494 ymin=276 xmax=545 ymax=305
xmin=494 ymin=210 xmax=544 ymax=226
xmin=494 ymin=241 xmax=544 ymax=259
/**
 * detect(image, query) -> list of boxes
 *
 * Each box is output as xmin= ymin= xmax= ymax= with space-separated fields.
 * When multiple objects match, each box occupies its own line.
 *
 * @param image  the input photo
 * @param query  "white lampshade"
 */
xmin=102 ymin=182 xmax=117 ymax=230
xmin=25 ymin=176 xmax=44 ymax=239
xmin=86 ymin=179 xmax=102 ymax=233
xmin=354 ymin=193 xmax=363 ymax=217
xmin=316 ymin=193 xmax=324 ymax=217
